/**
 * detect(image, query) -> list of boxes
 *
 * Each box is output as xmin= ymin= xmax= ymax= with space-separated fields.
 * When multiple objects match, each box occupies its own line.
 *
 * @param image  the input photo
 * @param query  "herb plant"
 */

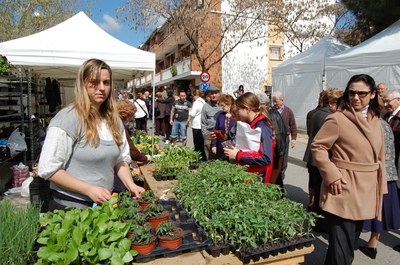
xmin=156 ymin=221 xmax=175 ymax=237
xmin=0 ymin=201 xmax=40 ymax=264
xmin=139 ymin=190 xmax=156 ymax=204
xmin=129 ymin=224 xmax=152 ymax=244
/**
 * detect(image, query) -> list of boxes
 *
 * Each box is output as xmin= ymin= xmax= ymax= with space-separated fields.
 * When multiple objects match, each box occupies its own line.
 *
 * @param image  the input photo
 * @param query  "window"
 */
xmin=270 ymin=46 xmax=282 ymax=60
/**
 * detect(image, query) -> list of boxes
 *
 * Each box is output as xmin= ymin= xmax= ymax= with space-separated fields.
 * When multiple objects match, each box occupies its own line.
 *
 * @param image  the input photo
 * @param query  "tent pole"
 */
xmin=151 ymin=70 xmax=155 ymax=157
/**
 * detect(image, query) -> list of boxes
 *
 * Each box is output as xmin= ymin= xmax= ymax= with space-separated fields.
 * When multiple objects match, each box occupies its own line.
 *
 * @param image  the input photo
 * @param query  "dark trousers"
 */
xmin=164 ymin=115 xmax=171 ymax=140
xmin=281 ymin=136 xmax=290 ymax=180
xmin=192 ymin=128 xmax=206 ymax=161
xmin=155 ymin=118 xmax=165 ymax=135
xmin=324 ymin=212 xmax=363 ymax=265
xmin=135 ymin=117 xmax=147 ymax=132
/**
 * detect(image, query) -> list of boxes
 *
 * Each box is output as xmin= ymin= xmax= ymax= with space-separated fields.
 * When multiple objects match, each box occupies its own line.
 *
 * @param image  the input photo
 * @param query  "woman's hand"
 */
xmin=211 ymin=147 xmax=217 ymax=154
xmin=128 ymin=184 xmax=145 ymax=199
xmin=86 ymin=185 xmax=112 ymax=205
xmin=224 ymin=146 xmax=239 ymax=161
xmin=329 ymin=178 xmax=347 ymax=195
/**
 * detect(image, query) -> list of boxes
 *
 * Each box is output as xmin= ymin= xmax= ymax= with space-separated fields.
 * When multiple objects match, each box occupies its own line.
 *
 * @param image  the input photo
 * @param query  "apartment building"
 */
xmin=133 ymin=1 xmax=283 ymax=95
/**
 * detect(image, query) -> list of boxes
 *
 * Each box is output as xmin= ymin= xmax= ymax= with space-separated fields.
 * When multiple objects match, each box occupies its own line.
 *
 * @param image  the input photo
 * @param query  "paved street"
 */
xmin=150 ymin=121 xmax=400 ymax=264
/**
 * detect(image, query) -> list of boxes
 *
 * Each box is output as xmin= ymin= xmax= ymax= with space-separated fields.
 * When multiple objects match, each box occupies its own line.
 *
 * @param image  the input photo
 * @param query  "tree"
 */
xmin=0 ymin=0 xmax=93 ymax=43
xmin=341 ymin=0 xmax=400 ymax=44
xmin=117 ymin=0 xmax=344 ymax=66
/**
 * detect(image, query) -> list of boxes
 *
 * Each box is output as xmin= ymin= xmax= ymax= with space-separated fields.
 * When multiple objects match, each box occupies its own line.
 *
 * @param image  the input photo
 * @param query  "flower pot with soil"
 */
xmin=145 ymin=203 xmax=170 ymax=229
xmin=129 ymin=224 xmax=157 ymax=255
xmin=139 ymin=190 xmax=157 ymax=208
xmin=156 ymin=221 xmax=184 ymax=249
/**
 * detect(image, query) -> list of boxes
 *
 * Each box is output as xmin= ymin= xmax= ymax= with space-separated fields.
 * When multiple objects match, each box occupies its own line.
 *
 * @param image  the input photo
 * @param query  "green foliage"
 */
xmin=0 ymin=0 xmax=94 ymax=42
xmin=0 ymin=55 xmax=12 ymax=74
xmin=342 ymin=0 xmax=400 ymax=43
xmin=129 ymin=224 xmax=152 ymax=244
xmin=36 ymin=196 xmax=137 ymax=265
xmin=173 ymin=160 xmax=316 ymax=250
xmin=170 ymin=64 xmax=178 ymax=76
xmin=139 ymin=189 xmax=156 ymax=203
xmin=154 ymin=145 xmax=201 ymax=176
xmin=118 ymin=191 xmax=139 ymax=209
xmin=144 ymin=203 xmax=164 ymax=218
xmin=0 ymin=201 xmax=41 ymax=264
xmin=156 ymin=221 xmax=175 ymax=237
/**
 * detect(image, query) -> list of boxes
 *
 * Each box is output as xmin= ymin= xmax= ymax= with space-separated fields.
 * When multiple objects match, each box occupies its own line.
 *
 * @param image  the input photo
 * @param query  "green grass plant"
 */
xmin=0 ymin=200 xmax=41 ymax=265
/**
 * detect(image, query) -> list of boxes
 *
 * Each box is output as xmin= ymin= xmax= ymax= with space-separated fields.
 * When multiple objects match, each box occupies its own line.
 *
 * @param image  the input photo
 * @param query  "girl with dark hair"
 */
xmin=224 ymin=92 xmax=274 ymax=183
xmin=311 ymin=74 xmax=387 ymax=265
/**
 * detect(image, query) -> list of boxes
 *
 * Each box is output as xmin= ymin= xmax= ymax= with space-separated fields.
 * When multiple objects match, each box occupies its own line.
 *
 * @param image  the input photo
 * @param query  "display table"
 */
xmin=139 ymin=164 xmax=315 ymax=265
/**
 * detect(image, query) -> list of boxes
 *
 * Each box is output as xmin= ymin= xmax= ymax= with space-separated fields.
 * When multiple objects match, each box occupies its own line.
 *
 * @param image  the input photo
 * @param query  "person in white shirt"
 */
xmin=38 ymin=59 xmax=144 ymax=210
xmin=133 ymin=91 xmax=149 ymax=132
xmin=189 ymin=89 xmax=206 ymax=160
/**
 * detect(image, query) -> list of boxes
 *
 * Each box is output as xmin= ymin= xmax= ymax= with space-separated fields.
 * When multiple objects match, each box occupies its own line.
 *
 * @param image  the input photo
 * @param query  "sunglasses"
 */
xmin=348 ymin=90 xmax=371 ymax=98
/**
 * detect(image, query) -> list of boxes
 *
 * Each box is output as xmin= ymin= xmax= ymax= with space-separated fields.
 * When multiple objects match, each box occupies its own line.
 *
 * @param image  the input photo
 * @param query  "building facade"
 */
xmin=133 ymin=0 xmax=283 ymax=95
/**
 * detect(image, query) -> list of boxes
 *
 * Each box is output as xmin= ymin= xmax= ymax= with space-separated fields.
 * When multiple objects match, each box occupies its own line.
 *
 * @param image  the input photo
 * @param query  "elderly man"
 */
xmin=272 ymin=91 xmax=297 ymax=180
xmin=382 ymin=89 xmax=400 ymax=253
xmin=377 ymin=82 xmax=388 ymax=97
xmin=201 ymin=86 xmax=222 ymax=160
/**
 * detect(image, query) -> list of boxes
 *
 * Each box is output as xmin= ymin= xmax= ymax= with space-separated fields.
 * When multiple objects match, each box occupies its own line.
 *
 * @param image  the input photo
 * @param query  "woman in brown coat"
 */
xmin=311 ymin=74 xmax=387 ymax=265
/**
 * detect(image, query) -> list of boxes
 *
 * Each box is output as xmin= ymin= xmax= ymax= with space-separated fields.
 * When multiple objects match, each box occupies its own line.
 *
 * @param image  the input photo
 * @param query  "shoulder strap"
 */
xmin=134 ymin=99 xmax=148 ymax=114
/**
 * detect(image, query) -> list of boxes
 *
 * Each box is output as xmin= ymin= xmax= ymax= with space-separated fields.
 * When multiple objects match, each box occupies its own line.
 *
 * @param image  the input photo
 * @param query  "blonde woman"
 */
xmin=39 ymin=59 xmax=144 ymax=210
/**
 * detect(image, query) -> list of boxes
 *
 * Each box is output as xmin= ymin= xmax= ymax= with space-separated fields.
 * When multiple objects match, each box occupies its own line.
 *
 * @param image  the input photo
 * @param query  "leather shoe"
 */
xmin=359 ymin=246 xmax=377 ymax=259
xmin=393 ymin=244 xmax=400 ymax=252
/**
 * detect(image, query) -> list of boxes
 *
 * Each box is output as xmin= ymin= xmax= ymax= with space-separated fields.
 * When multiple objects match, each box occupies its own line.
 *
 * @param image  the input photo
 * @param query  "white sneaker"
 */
xmin=165 ymin=140 xmax=170 ymax=144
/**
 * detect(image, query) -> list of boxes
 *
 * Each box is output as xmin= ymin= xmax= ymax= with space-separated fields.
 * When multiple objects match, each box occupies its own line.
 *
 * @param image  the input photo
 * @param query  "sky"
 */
xmin=87 ymin=0 xmax=149 ymax=48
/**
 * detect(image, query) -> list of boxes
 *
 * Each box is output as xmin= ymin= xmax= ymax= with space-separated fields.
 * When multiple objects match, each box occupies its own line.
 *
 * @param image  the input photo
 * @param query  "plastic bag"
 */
xmin=12 ymin=162 xmax=30 ymax=187
xmin=7 ymin=129 xmax=27 ymax=153
xmin=21 ymin=175 xmax=33 ymax=197
xmin=235 ymin=121 xmax=261 ymax=152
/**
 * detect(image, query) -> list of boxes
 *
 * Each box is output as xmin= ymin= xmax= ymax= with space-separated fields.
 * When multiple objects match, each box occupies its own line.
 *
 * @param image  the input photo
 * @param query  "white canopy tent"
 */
xmin=0 ymin=11 xmax=155 ymax=81
xmin=326 ymin=19 xmax=400 ymax=90
xmin=272 ymin=35 xmax=349 ymax=130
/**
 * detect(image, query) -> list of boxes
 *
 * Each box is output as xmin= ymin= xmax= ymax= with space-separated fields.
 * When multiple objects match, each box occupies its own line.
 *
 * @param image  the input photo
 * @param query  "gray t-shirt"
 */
xmin=48 ymin=106 xmax=124 ymax=201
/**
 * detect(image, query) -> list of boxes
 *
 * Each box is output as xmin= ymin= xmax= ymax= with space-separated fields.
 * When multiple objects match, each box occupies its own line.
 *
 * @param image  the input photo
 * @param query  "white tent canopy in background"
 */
xmin=272 ymin=35 xmax=349 ymax=130
xmin=326 ymin=19 xmax=400 ymax=90
xmin=0 ymin=11 xmax=155 ymax=81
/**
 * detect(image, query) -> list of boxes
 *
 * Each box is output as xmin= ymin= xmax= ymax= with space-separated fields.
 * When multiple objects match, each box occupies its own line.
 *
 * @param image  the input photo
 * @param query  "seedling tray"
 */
xmin=236 ymin=235 xmax=315 ymax=264
xmin=153 ymin=173 xmax=176 ymax=181
xmin=133 ymin=199 xmax=212 ymax=263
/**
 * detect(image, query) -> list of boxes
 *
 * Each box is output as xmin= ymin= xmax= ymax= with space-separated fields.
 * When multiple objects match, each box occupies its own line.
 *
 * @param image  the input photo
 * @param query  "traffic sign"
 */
xmin=200 ymin=71 xmax=211 ymax=83
xmin=200 ymin=82 xmax=210 ymax=92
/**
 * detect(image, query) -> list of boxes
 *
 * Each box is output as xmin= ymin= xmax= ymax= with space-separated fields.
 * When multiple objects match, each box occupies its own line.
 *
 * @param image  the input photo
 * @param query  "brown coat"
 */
xmin=311 ymin=108 xmax=387 ymax=221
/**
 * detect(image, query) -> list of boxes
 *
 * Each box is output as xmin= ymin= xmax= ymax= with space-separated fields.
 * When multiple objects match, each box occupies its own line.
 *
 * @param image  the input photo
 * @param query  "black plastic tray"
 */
xmin=133 ymin=199 xmax=212 ymax=263
xmin=153 ymin=173 xmax=176 ymax=181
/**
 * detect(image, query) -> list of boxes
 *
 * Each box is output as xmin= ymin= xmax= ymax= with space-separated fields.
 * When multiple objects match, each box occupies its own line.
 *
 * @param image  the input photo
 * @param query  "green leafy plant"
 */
xmin=36 ymin=196 xmax=137 ymax=265
xmin=144 ymin=203 xmax=164 ymax=218
xmin=0 ymin=200 xmax=41 ymax=264
xmin=139 ymin=190 xmax=156 ymax=204
xmin=118 ymin=191 xmax=139 ymax=209
xmin=0 ymin=55 xmax=12 ymax=74
xmin=129 ymin=224 xmax=152 ymax=244
xmin=156 ymin=221 xmax=175 ymax=237
xmin=121 ymin=204 xmax=139 ymax=220
xmin=154 ymin=146 xmax=201 ymax=176
xmin=170 ymin=64 xmax=178 ymax=76
xmin=173 ymin=160 xmax=316 ymax=251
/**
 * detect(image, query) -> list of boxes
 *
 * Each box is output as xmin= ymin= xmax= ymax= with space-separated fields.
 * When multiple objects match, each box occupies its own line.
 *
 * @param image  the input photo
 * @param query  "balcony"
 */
xmin=135 ymin=57 xmax=201 ymax=88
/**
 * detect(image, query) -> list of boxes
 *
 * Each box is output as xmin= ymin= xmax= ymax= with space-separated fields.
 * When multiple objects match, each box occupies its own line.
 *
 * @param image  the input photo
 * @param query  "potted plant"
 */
xmin=138 ymin=190 xmax=157 ymax=208
xmin=119 ymin=191 xmax=140 ymax=209
xmin=144 ymin=203 xmax=170 ymax=229
xmin=170 ymin=64 xmax=178 ymax=76
xmin=129 ymin=224 xmax=157 ymax=255
xmin=156 ymin=221 xmax=184 ymax=249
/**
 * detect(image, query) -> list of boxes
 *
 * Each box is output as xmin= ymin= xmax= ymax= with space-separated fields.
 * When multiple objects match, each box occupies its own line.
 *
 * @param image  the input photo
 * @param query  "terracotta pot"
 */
xmin=148 ymin=215 xmax=169 ymax=230
xmin=131 ymin=238 xmax=156 ymax=254
xmin=159 ymin=236 xmax=183 ymax=249
xmin=139 ymin=200 xmax=158 ymax=209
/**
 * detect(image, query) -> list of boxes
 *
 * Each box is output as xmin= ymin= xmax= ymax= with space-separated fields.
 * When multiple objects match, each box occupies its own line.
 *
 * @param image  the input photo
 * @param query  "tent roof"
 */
xmin=326 ymin=19 xmax=400 ymax=69
xmin=0 ymin=12 xmax=155 ymax=80
xmin=273 ymin=35 xmax=350 ymax=75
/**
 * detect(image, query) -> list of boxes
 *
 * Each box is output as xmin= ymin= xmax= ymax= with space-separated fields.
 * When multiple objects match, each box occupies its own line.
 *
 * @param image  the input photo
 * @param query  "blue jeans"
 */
xmin=171 ymin=120 xmax=187 ymax=139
